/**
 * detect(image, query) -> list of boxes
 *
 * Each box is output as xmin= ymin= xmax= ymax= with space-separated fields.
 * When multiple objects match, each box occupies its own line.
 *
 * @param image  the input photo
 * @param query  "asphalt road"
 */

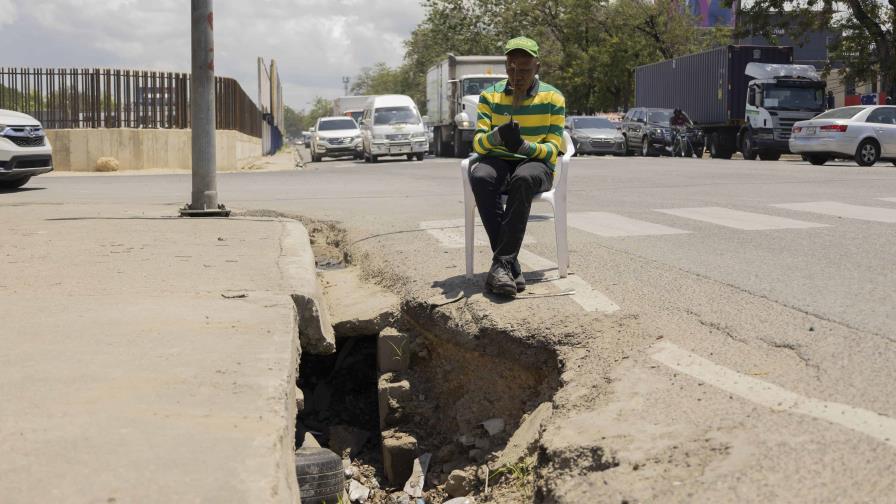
xmin=8 ymin=151 xmax=896 ymax=500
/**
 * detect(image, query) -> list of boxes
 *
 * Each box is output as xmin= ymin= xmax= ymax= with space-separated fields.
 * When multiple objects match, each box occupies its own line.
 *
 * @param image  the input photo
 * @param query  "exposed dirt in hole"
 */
xmin=238 ymin=209 xmax=349 ymax=269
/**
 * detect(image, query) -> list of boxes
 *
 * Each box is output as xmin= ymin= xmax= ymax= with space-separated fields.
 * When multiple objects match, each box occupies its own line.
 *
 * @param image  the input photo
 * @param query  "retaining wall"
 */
xmin=45 ymin=128 xmax=262 ymax=172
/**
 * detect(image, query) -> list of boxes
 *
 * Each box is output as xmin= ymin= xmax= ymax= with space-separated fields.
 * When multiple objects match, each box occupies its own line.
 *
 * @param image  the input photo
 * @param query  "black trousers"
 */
xmin=469 ymin=156 xmax=553 ymax=264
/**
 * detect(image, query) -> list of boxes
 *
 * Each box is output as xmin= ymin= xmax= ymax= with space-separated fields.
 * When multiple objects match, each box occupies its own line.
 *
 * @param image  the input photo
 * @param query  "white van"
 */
xmin=359 ymin=95 xmax=428 ymax=162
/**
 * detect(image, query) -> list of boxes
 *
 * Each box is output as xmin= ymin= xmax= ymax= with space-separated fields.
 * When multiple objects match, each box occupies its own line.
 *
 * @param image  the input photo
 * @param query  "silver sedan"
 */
xmin=790 ymin=105 xmax=896 ymax=166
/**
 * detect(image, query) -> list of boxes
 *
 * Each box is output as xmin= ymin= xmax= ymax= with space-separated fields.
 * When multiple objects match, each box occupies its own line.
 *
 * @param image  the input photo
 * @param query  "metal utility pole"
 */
xmin=181 ymin=0 xmax=230 ymax=217
xmin=342 ymin=76 xmax=350 ymax=96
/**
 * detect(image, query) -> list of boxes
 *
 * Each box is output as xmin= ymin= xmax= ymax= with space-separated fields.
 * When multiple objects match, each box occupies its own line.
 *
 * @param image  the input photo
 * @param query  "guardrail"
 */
xmin=0 ymin=67 xmax=261 ymax=138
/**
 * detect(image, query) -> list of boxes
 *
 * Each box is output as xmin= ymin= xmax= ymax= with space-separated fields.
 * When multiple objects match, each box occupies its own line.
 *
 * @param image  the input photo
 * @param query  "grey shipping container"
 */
xmin=635 ymin=45 xmax=794 ymax=126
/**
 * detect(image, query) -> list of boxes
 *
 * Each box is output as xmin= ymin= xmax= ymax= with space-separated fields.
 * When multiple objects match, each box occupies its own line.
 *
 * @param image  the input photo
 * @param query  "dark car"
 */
xmin=564 ymin=116 xmax=626 ymax=156
xmin=621 ymin=107 xmax=704 ymax=157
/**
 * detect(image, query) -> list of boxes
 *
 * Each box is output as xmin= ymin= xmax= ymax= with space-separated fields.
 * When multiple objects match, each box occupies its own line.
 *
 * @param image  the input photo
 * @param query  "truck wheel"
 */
xmin=741 ymin=132 xmax=758 ymax=160
xmin=807 ymin=155 xmax=829 ymax=166
xmin=415 ymin=153 xmax=425 ymax=161
xmin=0 ymin=176 xmax=31 ymax=189
xmin=759 ymin=153 xmax=781 ymax=161
xmin=709 ymin=133 xmax=733 ymax=160
xmin=855 ymin=139 xmax=880 ymax=166
xmin=371 ymin=155 xmax=379 ymax=163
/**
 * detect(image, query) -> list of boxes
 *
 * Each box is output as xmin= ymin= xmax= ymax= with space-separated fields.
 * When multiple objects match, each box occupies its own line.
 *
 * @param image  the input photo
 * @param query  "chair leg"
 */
xmin=555 ymin=200 xmax=568 ymax=278
xmin=465 ymin=200 xmax=476 ymax=279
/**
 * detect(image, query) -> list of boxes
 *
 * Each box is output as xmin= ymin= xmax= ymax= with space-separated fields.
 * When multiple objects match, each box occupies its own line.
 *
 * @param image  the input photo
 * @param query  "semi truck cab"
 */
xmin=742 ymin=63 xmax=826 ymax=159
xmin=452 ymin=74 xmax=506 ymax=155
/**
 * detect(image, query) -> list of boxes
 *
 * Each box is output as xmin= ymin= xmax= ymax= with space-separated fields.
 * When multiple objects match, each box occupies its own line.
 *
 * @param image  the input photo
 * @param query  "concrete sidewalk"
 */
xmin=0 ymin=204 xmax=316 ymax=503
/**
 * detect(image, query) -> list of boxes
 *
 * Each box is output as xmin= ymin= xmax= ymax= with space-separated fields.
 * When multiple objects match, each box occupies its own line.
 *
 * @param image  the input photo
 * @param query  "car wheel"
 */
xmin=641 ymin=137 xmax=656 ymax=157
xmin=415 ymin=153 xmax=425 ymax=161
xmin=311 ymin=153 xmax=322 ymax=163
xmin=693 ymin=146 xmax=704 ymax=158
xmin=623 ymin=135 xmax=633 ymax=156
xmin=741 ymin=132 xmax=758 ymax=160
xmin=371 ymin=155 xmax=379 ymax=163
xmin=855 ymin=139 xmax=880 ymax=166
xmin=892 ymin=161 xmax=896 ymax=167
xmin=406 ymin=154 xmax=414 ymax=161
xmin=295 ymin=447 xmax=343 ymax=504
xmin=807 ymin=155 xmax=829 ymax=166
xmin=0 ymin=176 xmax=31 ymax=189
xmin=759 ymin=153 xmax=781 ymax=161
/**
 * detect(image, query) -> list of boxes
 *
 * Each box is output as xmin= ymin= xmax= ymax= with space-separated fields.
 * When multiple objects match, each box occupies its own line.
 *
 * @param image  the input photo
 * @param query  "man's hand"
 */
xmin=498 ymin=121 xmax=523 ymax=152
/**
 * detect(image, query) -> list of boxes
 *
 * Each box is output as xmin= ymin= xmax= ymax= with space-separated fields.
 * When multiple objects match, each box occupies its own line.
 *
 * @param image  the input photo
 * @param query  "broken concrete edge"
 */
xmin=496 ymin=402 xmax=554 ymax=468
xmin=279 ymin=220 xmax=336 ymax=356
xmin=273 ymin=302 xmax=302 ymax=503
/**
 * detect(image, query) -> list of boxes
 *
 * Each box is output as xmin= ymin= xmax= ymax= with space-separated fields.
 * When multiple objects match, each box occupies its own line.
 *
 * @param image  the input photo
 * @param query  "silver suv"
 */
xmin=311 ymin=117 xmax=362 ymax=162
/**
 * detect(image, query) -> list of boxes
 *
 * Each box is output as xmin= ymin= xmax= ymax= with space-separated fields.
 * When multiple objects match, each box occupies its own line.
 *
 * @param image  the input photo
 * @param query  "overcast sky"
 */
xmin=0 ymin=0 xmax=424 ymax=110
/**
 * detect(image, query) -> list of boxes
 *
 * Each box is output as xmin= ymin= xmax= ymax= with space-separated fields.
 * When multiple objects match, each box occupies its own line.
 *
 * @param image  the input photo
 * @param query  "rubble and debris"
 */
xmin=481 ymin=418 xmax=505 ymax=436
xmin=348 ymin=480 xmax=370 ymax=503
xmin=444 ymin=469 xmax=475 ymax=497
xmin=402 ymin=453 xmax=431 ymax=498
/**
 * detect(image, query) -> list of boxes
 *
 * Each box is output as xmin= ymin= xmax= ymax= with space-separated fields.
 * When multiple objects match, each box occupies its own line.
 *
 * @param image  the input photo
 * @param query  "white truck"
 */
xmin=333 ymin=95 xmax=371 ymax=125
xmin=426 ymin=55 xmax=506 ymax=157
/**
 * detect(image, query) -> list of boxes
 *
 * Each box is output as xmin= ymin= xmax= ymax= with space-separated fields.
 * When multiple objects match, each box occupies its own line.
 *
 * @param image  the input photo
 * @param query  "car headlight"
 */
xmin=411 ymin=134 xmax=427 ymax=141
xmin=574 ymin=134 xmax=590 ymax=142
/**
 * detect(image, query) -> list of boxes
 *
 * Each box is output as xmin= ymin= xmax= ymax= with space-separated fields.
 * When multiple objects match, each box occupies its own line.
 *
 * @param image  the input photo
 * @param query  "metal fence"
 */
xmin=0 ymin=68 xmax=261 ymax=137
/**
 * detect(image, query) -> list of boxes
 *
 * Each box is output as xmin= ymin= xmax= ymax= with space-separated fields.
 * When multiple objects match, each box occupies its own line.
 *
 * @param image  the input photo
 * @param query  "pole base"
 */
xmin=179 ymin=204 xmax=231 ymax=218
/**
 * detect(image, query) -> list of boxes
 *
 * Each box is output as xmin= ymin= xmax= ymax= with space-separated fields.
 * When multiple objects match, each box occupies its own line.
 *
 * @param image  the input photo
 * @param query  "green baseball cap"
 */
xmin=504 ymin=37 xmax=539 ymax=58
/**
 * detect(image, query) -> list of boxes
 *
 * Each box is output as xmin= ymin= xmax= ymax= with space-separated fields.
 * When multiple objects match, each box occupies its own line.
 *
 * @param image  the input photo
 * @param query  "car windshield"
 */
xmin=348 ymin=111 xmax=363 ymax=123
xmin=463 ymin=77 xmax=504 ymax=96
xmin=573 ymin=117 xmax=614 ymax=129
xmin=374 ymin=106 xmax=420 ymax=125
xmin=318 ymin=118 xmax=357 ymax=131
xmin=763 ymin=85 xmax=825 ymax=112
xmin=814 ymin=106 xmax=865 ymax=120
xmin=648 ymin=110 xmax=673 ymax=124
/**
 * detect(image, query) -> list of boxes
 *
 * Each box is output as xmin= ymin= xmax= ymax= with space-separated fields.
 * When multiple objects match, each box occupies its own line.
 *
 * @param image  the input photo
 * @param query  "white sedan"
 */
xmin=790 ymin=105 xmax=896 ymax=167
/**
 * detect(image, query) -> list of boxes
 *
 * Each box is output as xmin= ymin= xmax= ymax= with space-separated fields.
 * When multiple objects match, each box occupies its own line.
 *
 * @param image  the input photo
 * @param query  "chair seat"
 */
xmin=462 ymin=131 xmax=573 ymax=279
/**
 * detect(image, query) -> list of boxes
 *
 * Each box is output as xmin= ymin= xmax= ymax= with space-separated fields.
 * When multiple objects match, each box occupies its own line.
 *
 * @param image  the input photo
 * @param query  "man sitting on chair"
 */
xmin=470 ymin=36 xmax=566 ymax=297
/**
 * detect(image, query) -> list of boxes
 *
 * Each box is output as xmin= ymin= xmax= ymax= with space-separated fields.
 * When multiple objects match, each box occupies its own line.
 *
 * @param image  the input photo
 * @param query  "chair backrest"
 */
xmin=552 ymin=131 xmax=575 ymax=192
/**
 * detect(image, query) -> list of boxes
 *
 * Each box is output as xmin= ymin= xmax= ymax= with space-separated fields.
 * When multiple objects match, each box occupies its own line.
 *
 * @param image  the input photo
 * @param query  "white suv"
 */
xmin=0 ymin=109 xmax=53 ymax=189
xmin=311 ymin=117 xmax=362 ymax=162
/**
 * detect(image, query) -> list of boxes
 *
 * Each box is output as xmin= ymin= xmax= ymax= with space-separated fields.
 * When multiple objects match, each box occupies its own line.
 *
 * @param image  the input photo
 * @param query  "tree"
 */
xmin=729 ymin=0 xmax=895 ymax=98
xmin=350 ymin=63 xmax=411 ymax=97
xmin=283 ymin=105 xmax=305 ymax=138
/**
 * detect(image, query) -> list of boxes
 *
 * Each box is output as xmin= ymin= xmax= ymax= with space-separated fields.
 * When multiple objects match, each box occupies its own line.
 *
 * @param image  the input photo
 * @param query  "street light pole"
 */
xmin=181 ymin=0 xmax=230 ymax=217
xmin=343 ymin=76 xmax=350 ymax=96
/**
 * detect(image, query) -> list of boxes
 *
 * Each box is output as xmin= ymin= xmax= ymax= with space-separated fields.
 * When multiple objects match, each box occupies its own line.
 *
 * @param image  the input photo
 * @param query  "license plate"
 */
xmin=806 ymin=127 xmax=816 ymax=135
xmin=390 ymin=146 xmax=410 ymax=154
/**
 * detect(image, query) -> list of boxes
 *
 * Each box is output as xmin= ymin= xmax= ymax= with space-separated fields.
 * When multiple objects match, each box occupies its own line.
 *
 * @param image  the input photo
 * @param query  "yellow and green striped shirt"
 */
xmin=473 ymin=78 xmax=566 ymax=168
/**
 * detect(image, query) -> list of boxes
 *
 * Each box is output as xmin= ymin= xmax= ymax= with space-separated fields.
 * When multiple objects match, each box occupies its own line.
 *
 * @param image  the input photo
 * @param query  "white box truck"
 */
xmin=426 ymin=54 xmax=506 ymax=157
xmin=333 ymin=95 xmax=372 ymax=125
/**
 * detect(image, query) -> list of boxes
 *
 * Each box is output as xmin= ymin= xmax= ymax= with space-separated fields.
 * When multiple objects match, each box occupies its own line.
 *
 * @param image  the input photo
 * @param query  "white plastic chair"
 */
xmin=461 ymin=131 xmax=574 ymax=279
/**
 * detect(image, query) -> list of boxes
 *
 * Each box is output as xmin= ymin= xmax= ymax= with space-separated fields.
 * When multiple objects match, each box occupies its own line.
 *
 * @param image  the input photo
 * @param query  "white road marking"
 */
xmin=877 ymin=197 xmax=896 ymax=204
xmin=772 ymin=201 xmax=896 ymax=223
xmin=419 ymin=219 xmax=534 ymax=248
xmin=517 ymin=249 xmax=620 ymax=314
xmin=652 ymin=341 xmax=896 ymax=448
xmin=569 ymin=211 xmax=690 ymax=237
xmin=656 ymin=207 xmax=827 ymax=230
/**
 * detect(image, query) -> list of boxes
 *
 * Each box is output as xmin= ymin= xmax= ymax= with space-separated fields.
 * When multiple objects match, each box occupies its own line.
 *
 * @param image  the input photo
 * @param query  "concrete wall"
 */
xmin=45 ymin=128 xmax=262 ymax=172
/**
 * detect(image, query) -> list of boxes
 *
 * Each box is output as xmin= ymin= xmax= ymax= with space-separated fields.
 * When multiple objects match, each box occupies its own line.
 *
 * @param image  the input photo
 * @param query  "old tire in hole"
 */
xmin=296 ymin=447 xmax=343 ymax=504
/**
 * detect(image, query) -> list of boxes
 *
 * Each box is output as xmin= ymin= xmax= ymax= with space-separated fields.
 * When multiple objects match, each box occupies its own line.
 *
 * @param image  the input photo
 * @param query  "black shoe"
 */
xmin=485 ymin=260 xmax=517 ymax=297
xmin=512 ymin=259 xmax=525 ymax=293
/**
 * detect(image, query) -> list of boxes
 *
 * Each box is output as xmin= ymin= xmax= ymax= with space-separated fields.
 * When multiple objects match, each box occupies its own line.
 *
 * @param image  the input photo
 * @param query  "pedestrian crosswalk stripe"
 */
xmin=517 ymin=249 xmax=620 ymax=314
xmin=656 ymin=207 xmax=827 ymax=230
xmin=568 ymin=211 xmax=690 ymax=237
xmin=772 ymin=201 xmax=896 ymax=223
xmin=419 ymin=219 xmax=534 ymax=249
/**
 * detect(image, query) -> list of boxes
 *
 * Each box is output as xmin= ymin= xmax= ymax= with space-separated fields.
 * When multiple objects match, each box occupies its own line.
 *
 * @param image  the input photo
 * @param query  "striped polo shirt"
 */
xmin=473 ymin=78 xmax=566 ymax=168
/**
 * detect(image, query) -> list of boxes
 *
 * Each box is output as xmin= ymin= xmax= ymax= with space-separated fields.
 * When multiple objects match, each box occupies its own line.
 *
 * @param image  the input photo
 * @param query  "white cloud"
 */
xmin=5 ymin=0 xmax=424 ymax=110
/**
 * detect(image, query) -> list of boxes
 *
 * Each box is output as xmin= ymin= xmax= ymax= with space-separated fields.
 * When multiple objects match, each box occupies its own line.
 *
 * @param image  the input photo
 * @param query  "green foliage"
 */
xmin=351 ymin=0 xmax=729 ymax=114
xmin=283 ymin=105 xmax=305 ymax=139
xmin=490 ymin=458 xmax=535 ymax=499
xmin=728 ymin=0 xmax=895 ymax=96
